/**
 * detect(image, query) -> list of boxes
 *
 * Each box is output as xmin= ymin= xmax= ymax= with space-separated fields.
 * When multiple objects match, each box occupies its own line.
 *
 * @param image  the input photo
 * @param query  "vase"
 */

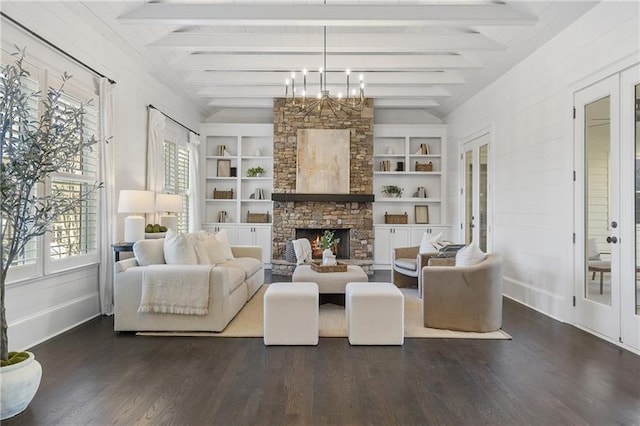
xmin=322 ymin=249 xmax=334 ymax=265
xmin=0 ymin=352 xmax=42 ymax=420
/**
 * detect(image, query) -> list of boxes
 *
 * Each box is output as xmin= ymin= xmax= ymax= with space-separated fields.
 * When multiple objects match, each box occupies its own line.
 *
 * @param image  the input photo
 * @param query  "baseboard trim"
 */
xmin=571 ymin=323 xmax=640 ymax=356
xmin=8 ymin=293 xmax=101 ymax=351
xmin=502 ymin=276 xmax=567 ymax=323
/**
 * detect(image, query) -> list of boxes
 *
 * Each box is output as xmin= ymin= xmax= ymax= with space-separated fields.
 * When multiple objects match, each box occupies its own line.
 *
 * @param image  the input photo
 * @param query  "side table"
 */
xmin=112 ymin=242 xmax=134 ymax=262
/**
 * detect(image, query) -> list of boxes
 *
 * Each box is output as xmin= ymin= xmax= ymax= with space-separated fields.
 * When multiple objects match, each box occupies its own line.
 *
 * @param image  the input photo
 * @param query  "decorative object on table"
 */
xmin=396 ymin=161 xmax=404 ymax=172
xmin=247 ymin=211 xmax=269 ymax=223
xmin=213 ymin=188 xmax=234 ymax=199
xmin=1 ymin=49 xmax=101 ymax=419
xmin=415 ymin=161 xmax=433 ymax=172
xmin=415 ymin=205 xmax=430 ymax=224
xmin=310 ymin=261 xmax=348 ymax=273
xmin=384 ymin=212 xmax=408 ymax=224
xmin=297 ymin=128 xmax=350 ymax=194
xmin=382 ymin=185 xmax=403 ymax=198
xmin=413 ymin=187 xmax=428 ymax=198
xmin=318 ymin=230 xmax=341 ymax=265
xmin=118 ymin=190 xmax=155 ymax=243
xmin=247 ymin=166 xmax=265 ymax=177
xmin=217 ymin=211 xmax=228 ymax=223
xmin=380 ymin=160 xmax=392 ymax=171
xmin=144 ymin=223 xmax=168 ymax=238
xmin=155 ymin=193 xmax=182 ymax=232
xmin=230 ymin=167 xmax=237 ymax=177
xmin=217 ymin=159 xmax=231 ymax=177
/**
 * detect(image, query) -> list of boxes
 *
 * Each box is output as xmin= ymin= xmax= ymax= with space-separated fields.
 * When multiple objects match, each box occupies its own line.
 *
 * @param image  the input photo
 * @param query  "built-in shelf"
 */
xmin=272 ymin=193 xmax=375 ymax=202
xmin=377 ymin=198 xmax=441 ymax=203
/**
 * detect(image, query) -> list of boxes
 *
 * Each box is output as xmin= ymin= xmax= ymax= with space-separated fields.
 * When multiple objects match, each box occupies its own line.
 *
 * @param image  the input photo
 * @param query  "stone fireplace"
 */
xmin=295 ymin=228 xmax=351 ymax=259
xmin=271 ymin=98 xmax=375 ymax=275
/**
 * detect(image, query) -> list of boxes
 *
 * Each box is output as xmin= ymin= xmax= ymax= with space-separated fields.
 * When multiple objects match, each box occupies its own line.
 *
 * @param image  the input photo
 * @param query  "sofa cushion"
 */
xmin=164 ymin=229 xmax=198 ymax=265
xmin=394 ymin=258 xmax=417 ymax=271
xmin=218 ymin=257 xmax=262 ymax=279
xmin=215 ymin=229 xmax=235 ymax=261
xmin=225 ymin=266 xmax=246 ymax=293
xmin=455 ymin=242 xmax=486 ymax=266
xmin=133 ymin=238 xmax=165 ymax=266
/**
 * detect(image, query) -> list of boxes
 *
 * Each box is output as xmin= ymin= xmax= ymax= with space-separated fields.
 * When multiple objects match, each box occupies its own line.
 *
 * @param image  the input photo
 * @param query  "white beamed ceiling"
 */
xmin=4 ymin=1 xmax=597 ymax=117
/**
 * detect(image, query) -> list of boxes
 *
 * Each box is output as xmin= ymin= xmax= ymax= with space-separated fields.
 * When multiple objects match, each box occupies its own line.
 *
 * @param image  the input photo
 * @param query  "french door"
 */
xmin=574 ymin=64 xmax=640 ymax=351
xmin=461 ymin=132 xmax=491 ymax=252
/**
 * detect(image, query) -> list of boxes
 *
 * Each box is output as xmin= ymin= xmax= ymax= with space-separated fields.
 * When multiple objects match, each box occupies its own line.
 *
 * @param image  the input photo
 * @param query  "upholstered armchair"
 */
xmin=392 ymin=246 xmax=439 ymax=297
xmin=422 ymin=253 xmax=503 ymax=332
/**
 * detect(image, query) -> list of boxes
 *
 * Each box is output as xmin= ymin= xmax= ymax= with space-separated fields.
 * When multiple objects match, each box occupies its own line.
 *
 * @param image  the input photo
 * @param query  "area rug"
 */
xmin=138 ymin=285 xmax=511 ymax=339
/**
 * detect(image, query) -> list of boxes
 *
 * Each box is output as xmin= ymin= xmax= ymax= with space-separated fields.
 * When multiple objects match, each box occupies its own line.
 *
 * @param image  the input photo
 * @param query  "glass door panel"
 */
xmin=585 ymin=96 xmax=612 ymax=306
xmin=479 ymin=144 xmax=488 ymax=252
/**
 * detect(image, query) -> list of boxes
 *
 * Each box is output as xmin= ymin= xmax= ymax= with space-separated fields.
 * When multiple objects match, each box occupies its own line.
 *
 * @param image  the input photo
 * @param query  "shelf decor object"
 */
xmin=415 ymin=161 xmax=433 ymax=172
xmin=415 ymin=205 xmax=430 ymax=224
xmin=155 ymin=193 xmax=183 ymax=232
xmin=217 ymin=159 xmax=231 ymax=177
xmin=247 ymin=211 xmax=269 ymax=223
xmin=118 ymin=190 xmax=155 ymax=243
xmin=385 ymin=212 xmax=408 ymax=225
xmin=213 ymin=188 xmax=234 ymax=199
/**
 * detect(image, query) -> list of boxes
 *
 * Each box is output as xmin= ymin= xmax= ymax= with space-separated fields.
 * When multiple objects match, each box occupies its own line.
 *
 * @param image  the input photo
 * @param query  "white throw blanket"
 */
xmin=292 ymin=238 xmax=313 ymax=265
xmin=138 ymin=265 xmax=211 ymax=315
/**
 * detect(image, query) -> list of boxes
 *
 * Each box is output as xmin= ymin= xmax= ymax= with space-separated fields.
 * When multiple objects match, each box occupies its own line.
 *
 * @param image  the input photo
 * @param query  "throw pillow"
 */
xmin=455 ymin=241 xmax=486 ymax=266
xmin=215 ymin=229 xmax=235 ymax=260
xmin=164 ymin=228 xmax=198 ymax=265
xmin=419 ymin=232 xmax=443 ymax=253
xmin=133 ymin=238 xmax=165 ymax=266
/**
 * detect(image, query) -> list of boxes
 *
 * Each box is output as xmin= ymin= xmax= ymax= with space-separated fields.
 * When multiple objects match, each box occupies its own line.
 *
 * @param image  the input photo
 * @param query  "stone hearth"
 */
xmin=271 ymin=98 xmax=375 ymax=275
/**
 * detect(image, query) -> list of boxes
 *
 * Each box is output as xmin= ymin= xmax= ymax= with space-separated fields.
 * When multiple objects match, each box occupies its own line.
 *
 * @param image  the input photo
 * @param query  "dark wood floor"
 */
xmin=7 ymin=271 xmax=640 ymax=425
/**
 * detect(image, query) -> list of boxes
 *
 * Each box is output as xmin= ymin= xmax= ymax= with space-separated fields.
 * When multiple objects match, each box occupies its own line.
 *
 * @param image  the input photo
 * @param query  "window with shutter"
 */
xmin=164 ymin=140 xmax=190 ymax=233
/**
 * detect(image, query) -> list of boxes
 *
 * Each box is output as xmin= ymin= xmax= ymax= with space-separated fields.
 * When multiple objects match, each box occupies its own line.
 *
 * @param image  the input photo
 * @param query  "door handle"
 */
xmin=606 ymin=236 xmax=618 ymax=244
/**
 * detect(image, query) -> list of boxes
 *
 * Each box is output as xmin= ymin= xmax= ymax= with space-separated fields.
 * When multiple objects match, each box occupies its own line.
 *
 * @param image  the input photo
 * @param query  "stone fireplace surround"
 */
xmin=271 ymin=98 xmax=375 ymax=275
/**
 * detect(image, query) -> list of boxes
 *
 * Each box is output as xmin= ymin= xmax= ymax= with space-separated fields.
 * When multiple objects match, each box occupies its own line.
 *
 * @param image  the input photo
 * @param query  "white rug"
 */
xmin=138 ymin=285 xmax=511 ymax=340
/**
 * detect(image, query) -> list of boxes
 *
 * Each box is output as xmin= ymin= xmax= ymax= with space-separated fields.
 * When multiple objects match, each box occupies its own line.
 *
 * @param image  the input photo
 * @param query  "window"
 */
xmin=1 ymin=58 xmax=101 ymax=281
xmin=164 ymin=140 xmax=190 ymax=233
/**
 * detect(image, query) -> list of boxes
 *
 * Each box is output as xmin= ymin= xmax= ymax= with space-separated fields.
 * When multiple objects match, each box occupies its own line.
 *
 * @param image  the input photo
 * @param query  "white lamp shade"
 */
xmin=118 ymin=190 xmax=155 ymax=214
xmin=156 ymin=193 xmax=183 ymax=213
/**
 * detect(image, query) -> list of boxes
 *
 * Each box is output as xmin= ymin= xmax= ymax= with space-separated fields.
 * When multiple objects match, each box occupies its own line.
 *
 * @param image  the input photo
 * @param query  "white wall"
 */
xmin=1 ymin=4 xmax=205 ymax=351
xmin=444 ymin=1 xmax=640 ymax=321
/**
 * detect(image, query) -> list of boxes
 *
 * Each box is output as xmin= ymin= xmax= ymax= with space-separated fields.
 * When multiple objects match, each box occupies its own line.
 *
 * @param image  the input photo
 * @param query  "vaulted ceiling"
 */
xmin=20 ymin=1 xmax=600 ymax=118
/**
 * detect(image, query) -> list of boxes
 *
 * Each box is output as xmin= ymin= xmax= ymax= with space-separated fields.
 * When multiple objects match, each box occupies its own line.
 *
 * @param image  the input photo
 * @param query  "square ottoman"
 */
xmin=264 ymin=282 xmax=319 ymax=345
xmin=345 ymin=282 xmax=404 ymax=345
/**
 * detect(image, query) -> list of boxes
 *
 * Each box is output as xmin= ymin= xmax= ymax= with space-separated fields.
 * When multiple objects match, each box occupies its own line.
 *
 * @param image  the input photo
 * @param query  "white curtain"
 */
xmin=98 ymin=78 xmax=116 ymax=315
xmin=146 ymin=108 xmax=166 ymax=194
xmin=188 ymin=131 xmax=201 ymax=232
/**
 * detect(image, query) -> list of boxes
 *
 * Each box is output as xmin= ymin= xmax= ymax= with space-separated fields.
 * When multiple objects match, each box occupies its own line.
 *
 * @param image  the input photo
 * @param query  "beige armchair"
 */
xmin=422 ymin=253 xmax=503 ymax=332
xmin=392 ymin=246 xmax=439 ymax=297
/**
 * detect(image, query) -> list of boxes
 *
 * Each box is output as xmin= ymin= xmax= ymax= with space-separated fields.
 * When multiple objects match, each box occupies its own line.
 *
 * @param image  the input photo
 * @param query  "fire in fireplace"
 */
xmin=295 ymin=228 xmax=351 ymax=259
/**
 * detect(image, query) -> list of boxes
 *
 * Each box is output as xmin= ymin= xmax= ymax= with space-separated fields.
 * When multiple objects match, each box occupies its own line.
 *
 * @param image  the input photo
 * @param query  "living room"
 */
xmin=1 ymin=1 xmax=640 ymax=424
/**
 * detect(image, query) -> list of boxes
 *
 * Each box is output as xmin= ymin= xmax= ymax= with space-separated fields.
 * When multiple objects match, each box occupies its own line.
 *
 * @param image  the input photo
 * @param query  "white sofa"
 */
xmin=114 ymin=245 xmax=264 ymax=332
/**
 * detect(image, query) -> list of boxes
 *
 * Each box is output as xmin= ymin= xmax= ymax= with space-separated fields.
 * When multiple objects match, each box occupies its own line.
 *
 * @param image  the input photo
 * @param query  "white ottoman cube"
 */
xmin=346 ymin=282 xmax=404 ymax=345
xmin=264 ymin=282 xmax=319 ymax=345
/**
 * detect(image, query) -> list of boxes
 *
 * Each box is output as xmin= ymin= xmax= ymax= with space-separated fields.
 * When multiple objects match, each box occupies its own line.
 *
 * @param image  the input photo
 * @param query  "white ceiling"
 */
xmin=49 ymin=1 xmax=599 ymax=118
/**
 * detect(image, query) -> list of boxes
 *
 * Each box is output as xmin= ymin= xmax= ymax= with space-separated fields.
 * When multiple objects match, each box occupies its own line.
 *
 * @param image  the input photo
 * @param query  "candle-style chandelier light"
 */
xmin=283 ymin=24 xmax=365 ymax=117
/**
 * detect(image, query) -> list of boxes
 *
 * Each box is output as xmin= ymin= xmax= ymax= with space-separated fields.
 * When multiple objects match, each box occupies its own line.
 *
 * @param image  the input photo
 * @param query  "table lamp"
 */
xmin=156 ymin=193 xmax=183 ymax=232
xmin=118 ymin=190 xmax=155 ymax=243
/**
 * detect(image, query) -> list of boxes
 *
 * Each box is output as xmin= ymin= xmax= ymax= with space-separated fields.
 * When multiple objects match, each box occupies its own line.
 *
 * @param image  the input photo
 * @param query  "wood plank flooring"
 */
xmin=5 ymin=272 xmax=640 ymax=425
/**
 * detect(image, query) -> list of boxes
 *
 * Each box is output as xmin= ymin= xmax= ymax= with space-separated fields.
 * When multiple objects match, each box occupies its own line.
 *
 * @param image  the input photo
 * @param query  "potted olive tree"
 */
xmin=0 ymin=49 xmax=101 ymax=419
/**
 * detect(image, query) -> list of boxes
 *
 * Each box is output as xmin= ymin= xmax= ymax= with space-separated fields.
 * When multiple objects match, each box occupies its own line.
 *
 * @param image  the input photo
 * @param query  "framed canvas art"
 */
xmin=296 ymin=129 xmax=350 ymax=194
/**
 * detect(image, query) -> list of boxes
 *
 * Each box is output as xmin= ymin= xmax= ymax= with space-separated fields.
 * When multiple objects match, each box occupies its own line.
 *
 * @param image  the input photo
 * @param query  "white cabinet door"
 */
xmin=374 ymin=226 xmax=411 ymax=267
xmin=237 ymin=225 xmax=271 ymax=263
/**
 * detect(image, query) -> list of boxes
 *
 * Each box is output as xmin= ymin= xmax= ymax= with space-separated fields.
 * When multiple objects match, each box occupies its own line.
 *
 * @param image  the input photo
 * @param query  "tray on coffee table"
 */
xmin=310 ymin=262 xmax=348 ymax=273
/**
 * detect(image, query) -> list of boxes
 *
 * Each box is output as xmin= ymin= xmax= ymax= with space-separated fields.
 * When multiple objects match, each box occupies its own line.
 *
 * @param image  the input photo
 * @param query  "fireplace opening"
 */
xmin=295 ymin=228 xmax=351 ymax=259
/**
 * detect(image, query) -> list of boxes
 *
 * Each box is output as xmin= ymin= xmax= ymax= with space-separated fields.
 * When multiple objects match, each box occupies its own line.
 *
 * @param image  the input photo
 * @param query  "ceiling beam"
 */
xmin=374 ymin=99 xmax=440 ymax=108
xmin=170 ymin=54 xmax=480 ymax=71
xmin=196 ymin=86 xmax=451 ymax=98
xmin=184 ymin=71 xmax=466 ymax=86
xmin=119 ymin=4 xmax=537 ymax=27
xmin=150 ymin=32 xmax=505 ymax=53
xmin=206 ymin=98 xmax=441 ymax=109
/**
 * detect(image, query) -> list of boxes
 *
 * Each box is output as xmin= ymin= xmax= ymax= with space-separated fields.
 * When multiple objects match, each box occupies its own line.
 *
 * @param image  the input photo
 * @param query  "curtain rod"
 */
xmin=1 ymin=12 xmax=117 ymax=85
xmin=148 ymin=104 xmax=200 ymax=136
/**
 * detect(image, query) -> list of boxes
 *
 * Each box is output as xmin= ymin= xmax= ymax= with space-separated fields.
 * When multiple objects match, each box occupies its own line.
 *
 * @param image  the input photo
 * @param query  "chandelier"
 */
xmin=283 ymin=25 xmax=365 ymax=117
